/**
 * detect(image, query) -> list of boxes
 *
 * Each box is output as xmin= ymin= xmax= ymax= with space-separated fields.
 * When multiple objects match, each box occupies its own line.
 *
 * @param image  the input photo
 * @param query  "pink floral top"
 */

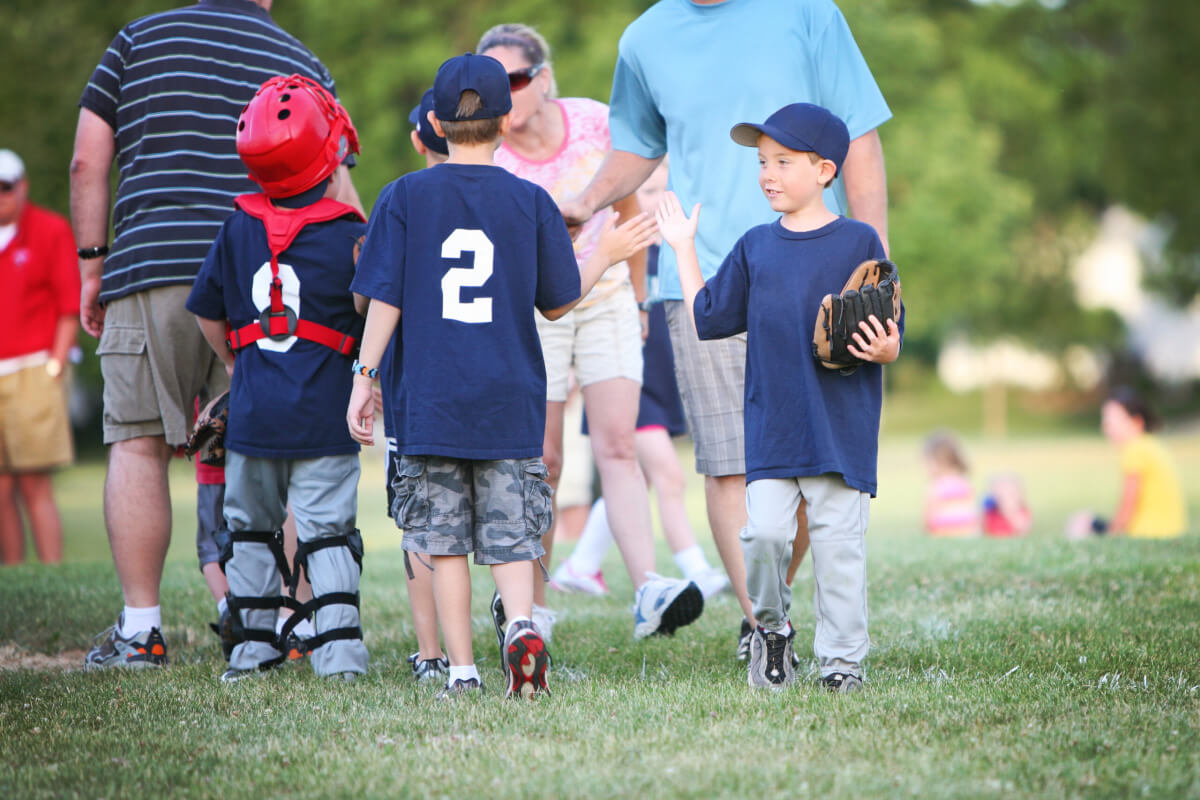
xmin=495 ymin=97 xmax=630 ymax=307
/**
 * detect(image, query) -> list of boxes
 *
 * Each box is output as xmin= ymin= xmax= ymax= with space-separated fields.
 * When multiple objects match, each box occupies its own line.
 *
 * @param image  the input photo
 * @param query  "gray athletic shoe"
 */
xmin=736 ymin=618 xmax=753 ymax=661
xmin=821 ymin=672 xmax=864 ymax=693
xmin=747 ymin=624 xmax=796 ymax=689
xmin=436 ymin=677 xmax=482 ymax=699
xmin=489 ymin=590 xmax=507 ymax=654
xmin=408 ymin=652 xmax=450 ymax=683
xmin=84 ymin=614 xmax=168 ymax=670
xmin=220 ymin=666 xmax=263 ymax=684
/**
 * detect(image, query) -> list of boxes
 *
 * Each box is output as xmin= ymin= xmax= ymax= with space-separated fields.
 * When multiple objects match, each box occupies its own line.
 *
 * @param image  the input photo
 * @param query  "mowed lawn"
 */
xmin=2 ymin=432 xmax=1198 ymax=798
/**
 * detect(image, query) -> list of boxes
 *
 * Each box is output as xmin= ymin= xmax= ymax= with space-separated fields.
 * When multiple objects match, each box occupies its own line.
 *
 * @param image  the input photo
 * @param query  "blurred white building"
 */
xmin=938 ymin=206 xmax=1200 ymax=394
xmin=1073 ymin=206 xmax=1200 ymax=383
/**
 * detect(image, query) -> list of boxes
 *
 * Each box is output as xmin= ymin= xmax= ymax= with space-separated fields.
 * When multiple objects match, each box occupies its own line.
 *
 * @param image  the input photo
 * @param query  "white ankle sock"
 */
xmin=673 ymin=544 xmax=711 ymax=579
xmin=121 ymin=605 xmax=162 ymax=637
xmin=567 ymin=498 xmax=614 ymax=574
xmin=505 ymin=615 xmax=532 ymax=638
xmin=448 ymin=664 xmax=480 ymax=683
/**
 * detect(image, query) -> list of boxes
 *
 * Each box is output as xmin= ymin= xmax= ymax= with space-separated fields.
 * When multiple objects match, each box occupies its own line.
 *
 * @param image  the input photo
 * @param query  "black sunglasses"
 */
xmin=0 ymin=181 xmax=16 ymax=193
xmin=508 ymin=63 xmax=545 ymax=92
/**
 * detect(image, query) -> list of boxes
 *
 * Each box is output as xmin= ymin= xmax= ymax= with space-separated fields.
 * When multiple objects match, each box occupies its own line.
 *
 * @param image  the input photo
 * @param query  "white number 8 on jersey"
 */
xmin=441 ymin=229 xmax=494 ymax=324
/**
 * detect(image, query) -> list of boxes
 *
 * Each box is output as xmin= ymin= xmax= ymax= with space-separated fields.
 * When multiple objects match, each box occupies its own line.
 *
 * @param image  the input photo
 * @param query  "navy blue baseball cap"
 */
xmin=433 ymin=53 xmax=512 ymax=122
xmin=730 ymin=103 xmax=850 ymax=174
xmin=408 ymin=88 xmax=448 ymax=155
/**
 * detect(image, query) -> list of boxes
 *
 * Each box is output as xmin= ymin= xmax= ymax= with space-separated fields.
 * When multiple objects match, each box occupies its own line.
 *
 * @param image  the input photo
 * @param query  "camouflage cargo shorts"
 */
xmin=389 ymin=454 xmax=553 ymax=565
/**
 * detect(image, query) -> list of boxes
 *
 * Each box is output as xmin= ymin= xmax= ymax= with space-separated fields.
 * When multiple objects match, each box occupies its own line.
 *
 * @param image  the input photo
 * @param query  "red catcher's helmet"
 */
xmin=236 ymin=74 xmax=360 ymax=198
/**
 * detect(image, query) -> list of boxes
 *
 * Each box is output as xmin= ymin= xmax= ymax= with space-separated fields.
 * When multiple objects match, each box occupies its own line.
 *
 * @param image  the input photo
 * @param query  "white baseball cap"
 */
xmin=0 ymin=150 xmax=26 ymax=183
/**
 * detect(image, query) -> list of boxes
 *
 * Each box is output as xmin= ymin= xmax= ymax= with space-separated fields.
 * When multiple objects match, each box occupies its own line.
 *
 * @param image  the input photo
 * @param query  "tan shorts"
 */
xmin=538 ymin=282 xmax=643 ymax=403
xmin=0 ymin=362 xmax=74 ymax=472
xmin=97 ymin=284 xmax=229 ymax=446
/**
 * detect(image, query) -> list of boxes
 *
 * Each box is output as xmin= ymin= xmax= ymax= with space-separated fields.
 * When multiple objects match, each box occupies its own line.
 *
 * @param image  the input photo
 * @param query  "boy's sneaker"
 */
xmin=532 ymin=603 xmax=557 ymax=644
xmin=747 ymin=624 xmax=796 ymax=689
xmin=821 ymin=672 xmax=864 ymax=693
xmin=490 ymin=589 xmax=507 ymax=653
xmin=549 ymin=561 xmax=609 ymax=596
xmin=737 ymin=618 xmax=802 ymax=667
xmin=690 ymin=568 xmax=730 ymax=599
xmin=503 ymin=619 xmax=551 ymax=699
xmin=84 ymin=615 xmax=168 ymax=670
xmin=736 ymin=618 xmax=753 ymax=661
xmin=408 ymin=652 xmax=450 ymax=683
xmin=436 ymin=677 xmax=482 ymax=699
xmin=632 ymin=573 xmax=704 ymax=639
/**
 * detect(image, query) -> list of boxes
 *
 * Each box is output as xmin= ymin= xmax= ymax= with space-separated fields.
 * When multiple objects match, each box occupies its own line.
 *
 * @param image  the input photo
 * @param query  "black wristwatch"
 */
xmin=77 ymin=245 xmax=109 ymax=259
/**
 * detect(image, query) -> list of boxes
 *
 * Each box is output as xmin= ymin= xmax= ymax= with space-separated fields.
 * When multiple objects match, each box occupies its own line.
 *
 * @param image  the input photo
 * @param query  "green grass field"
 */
xmin=2 ymin=432 xmax=1198 ymax=798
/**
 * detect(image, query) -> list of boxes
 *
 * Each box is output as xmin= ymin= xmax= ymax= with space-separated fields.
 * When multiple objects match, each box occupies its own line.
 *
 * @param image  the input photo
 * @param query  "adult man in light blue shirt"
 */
xmin=562 ymin=0 xmax=891 ymax=654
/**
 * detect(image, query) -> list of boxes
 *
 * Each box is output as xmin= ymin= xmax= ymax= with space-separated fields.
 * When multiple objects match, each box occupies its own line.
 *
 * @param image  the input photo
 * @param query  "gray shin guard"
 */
xmin=290 ymin=530 xmax=367 ymax=676
xmin=225 ymin=531 xmax=287 ymax=670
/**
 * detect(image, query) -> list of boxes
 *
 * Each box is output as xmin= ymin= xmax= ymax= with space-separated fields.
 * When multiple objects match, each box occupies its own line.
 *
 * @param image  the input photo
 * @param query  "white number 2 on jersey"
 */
xmin=440 ymin=229 xmax=494 ymax=324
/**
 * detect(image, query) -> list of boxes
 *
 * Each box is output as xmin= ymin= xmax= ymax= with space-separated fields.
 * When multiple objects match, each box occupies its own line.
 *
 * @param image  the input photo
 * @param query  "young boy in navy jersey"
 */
xmin=386 ymin=87 xmax=451 ymax=683
xmin=657 ymin=103 xmax=902 ymax=692
xmin=187 ymin=75 xmax=369 ymax=683
xmin=348 ymin=53 xmax=654 ymax=699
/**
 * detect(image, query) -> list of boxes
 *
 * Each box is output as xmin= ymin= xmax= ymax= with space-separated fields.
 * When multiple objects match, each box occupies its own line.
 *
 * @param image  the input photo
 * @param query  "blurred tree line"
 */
xmin=3 ymin=0 xmax=1195 ymax=384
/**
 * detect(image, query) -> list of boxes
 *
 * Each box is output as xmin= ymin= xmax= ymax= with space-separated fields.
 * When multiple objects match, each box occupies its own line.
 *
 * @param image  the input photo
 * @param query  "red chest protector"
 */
xmin=225 ymin=193 xmax=365 ymax=356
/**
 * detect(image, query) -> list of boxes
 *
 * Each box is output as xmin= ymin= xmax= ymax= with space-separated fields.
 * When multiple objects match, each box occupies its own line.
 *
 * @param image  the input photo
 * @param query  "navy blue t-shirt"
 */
xmin=693 ymin=217 xmax=897 ymax=494
xmin=352 ymin=163 xmax=581 ymax=459
xmin=187 ymin=194 xmax=365 ymax=459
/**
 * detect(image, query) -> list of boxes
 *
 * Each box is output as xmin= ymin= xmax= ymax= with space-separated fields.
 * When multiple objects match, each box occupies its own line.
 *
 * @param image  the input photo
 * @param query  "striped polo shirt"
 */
xmin=79 ymin=0 xmax=340 ymax=304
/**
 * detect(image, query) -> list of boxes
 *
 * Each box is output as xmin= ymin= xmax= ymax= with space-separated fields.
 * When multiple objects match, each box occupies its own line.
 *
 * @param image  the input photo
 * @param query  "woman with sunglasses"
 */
xmin=479 ymin=24 xmax=705 ymax=643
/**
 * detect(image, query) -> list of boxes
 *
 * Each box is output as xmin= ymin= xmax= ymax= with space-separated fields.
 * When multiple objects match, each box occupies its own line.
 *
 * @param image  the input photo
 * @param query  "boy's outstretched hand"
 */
xmin=654 ymin=191 xmax=701 ymax=249
xmin=595 ymin=210 xmax=658 ymax=267
xmin=846 ymin=315 xmax=901 ymax=364
xmin=346 ymin=377 xmax=376 ymax=446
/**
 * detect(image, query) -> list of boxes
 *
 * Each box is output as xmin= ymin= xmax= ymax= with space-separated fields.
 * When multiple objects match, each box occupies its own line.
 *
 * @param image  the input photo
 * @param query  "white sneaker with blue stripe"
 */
xmin=632 ymin=573 xmax=704 ymax=639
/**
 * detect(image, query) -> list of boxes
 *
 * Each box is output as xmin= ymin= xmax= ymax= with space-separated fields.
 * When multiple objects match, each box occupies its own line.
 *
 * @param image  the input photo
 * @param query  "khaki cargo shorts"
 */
xmin=97 ymin=285 xmax=228 ymax=446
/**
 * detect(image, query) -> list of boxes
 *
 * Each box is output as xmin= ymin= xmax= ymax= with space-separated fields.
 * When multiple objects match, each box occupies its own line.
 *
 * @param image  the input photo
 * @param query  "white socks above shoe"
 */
xmin=674 ymin=544 xmax=712 ymax=579
xmin=449 ymin=664 xmax=480 ymax=683
xmin=120 ymin=605 xmax=162 ymax=638
xmin=505 ymin=615 xmax=532 ymax=638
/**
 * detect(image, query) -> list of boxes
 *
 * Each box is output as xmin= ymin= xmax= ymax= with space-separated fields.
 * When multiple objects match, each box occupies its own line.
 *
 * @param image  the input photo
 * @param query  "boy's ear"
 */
xmin=410 ymin=129 xmax=427 ymax=156
xmin=428 ymin=110 xmax=446 ymax=139
xmin=819 ymin=159 xmax=838 ymax=185
xmin=497 ymin=112 xmax=512 ymax=138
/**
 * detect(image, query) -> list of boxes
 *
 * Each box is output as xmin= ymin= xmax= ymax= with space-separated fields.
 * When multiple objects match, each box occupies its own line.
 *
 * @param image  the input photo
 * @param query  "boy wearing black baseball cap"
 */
xmin=657 ymin=102 xmax=903 ymax=692
xmin=348 ymin=54 xmax=654 ymax=699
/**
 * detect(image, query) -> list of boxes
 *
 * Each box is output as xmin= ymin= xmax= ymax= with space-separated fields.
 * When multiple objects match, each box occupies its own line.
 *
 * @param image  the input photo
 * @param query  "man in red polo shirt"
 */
xmin=0 ymin=148 xmax=80 ymax=565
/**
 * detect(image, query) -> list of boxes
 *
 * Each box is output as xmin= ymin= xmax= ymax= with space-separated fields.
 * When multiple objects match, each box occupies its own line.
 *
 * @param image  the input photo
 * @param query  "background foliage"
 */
xmin=2 ymin=0 xmax=1195 ymax=363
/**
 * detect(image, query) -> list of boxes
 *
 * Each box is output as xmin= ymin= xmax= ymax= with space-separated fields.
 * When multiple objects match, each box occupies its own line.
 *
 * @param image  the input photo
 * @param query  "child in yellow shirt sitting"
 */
xmin=1069 ymin=388 xmax=1187 ymax=539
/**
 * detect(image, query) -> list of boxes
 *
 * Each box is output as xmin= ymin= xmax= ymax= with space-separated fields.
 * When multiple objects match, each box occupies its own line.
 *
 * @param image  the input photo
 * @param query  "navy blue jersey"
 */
xmin=693 ymin=217 xmax=896 ymax=494
xmin=187 ymin=202 xmax=365 ymax=458
xmin=352 ymin=164 xmax=581 ymax=459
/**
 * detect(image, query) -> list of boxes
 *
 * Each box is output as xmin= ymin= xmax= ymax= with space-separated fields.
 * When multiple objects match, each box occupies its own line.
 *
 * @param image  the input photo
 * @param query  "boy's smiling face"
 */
xmin=756 ymin=133 xmax=833 ymax=215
